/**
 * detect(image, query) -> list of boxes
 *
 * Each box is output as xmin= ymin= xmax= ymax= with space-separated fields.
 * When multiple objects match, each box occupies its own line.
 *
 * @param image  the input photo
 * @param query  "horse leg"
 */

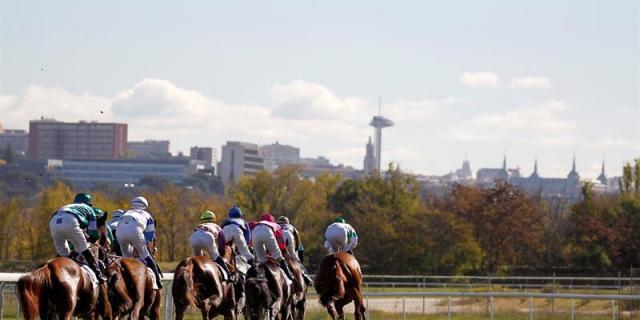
xmin=174 ymin=300 xmax=188 ymax=320
xmin=295 ymin=298 xmax=305 ymax=320
xmin=200 ymin=301 xmax=212 ymax=320
xmin=326 ymin=304 xmax=338 ymax=320
xmin=148 ymin=289 xmax=162 ymax=320
xmin=352 ymin=289 xmax=367 ymax=320
xmin=334 ymin=300 xmax=347 ymax=320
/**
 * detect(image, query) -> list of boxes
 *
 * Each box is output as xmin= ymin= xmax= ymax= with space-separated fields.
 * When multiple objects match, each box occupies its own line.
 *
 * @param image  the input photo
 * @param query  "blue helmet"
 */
xmin=228 ymin=206 xmax=243 ymax=218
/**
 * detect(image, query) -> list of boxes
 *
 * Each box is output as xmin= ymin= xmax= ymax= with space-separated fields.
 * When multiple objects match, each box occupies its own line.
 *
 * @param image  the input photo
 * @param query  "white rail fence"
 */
xmin=1 ymin=273 xmax=639 ymax=320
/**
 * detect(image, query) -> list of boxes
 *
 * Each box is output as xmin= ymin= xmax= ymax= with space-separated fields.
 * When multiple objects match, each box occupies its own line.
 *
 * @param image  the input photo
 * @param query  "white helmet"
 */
xmin=111 ymin=209 xmax=125 ymax=219
xmin=130 ymin=196 xmax=149 ymax=210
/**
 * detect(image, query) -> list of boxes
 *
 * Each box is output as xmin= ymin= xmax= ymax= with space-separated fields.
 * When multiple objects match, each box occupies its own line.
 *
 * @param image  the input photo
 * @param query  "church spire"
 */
xmin=597 ymin=157 xmax=607 ymax=185
xmin=502 ymin=154 xmax=507 ymax=171
xmin=571 ymin=152 xmax=576 ymax=173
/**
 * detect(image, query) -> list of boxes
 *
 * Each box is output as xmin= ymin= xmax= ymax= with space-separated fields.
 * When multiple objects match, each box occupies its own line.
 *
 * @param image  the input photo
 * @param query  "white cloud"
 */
xmin=450 ymin=100 xmax=575 ymax=145
xmin=384 ymin=100 xmax=439 ymax=121
xmin=510 ymin=76 xmax=551 ymax=89
xmin=585 ymin=138 xmax=637 ymax=150
xmin=460 ymin=72 xmax=499 ymax=87
xmin=460 ymin=72 xmax=552 ymax=89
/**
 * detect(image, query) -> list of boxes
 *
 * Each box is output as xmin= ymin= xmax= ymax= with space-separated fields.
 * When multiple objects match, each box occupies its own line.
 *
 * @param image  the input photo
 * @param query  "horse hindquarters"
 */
xmin=16 ymin=273 xmax=45 ymax=320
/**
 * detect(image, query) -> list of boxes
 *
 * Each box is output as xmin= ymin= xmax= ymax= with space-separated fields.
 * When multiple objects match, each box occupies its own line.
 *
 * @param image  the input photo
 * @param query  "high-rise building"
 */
xmin=128 ymin=140 xmax=171 ymax=159
xmin=219 ymin=141 xmax=264 ymax=182
xmin=363 ymin=137 xmax=376 ymax=174
xmin=28 ymin=118 xmax=127 ymax=160
xmin=260 ymin=142 xmax=300 ymax=171
xmin=0 ymin=128 xmax=28 ymax=155
xmin=190 ymin=146 xmax=215 ymax=169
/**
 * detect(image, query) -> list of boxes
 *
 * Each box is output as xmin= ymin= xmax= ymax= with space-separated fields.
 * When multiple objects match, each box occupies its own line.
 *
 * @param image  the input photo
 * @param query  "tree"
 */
xmin=1 ymin=144 xmax=15 ymax=164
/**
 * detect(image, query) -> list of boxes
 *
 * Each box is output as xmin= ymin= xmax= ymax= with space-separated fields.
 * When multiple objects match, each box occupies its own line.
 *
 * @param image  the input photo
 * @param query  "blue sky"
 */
xmin=1 ymin=0 xmax=638 ymax=178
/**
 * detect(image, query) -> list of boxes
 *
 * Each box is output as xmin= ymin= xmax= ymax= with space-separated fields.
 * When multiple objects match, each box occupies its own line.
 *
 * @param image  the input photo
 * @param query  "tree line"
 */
xmin=0 ymin=159 xmax=638 ymax=275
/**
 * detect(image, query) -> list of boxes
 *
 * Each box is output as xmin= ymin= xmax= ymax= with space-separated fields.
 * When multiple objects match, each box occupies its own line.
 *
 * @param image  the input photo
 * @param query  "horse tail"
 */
xmin=172 ymin=258 xmax=195 ymax=308
xmin=17 ymin=265 xmax=51 ymax=320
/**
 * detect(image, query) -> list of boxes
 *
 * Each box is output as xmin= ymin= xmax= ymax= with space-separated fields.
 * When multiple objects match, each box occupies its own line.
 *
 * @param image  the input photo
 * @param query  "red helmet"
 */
xmin=248 ymin=221 xmax=258 ymax=230
xmin=260 ymin=213 xmax=275 ymax=222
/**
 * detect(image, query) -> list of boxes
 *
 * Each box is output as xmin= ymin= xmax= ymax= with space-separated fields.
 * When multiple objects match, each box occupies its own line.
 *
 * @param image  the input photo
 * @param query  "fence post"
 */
xmin=610 ymin=300 xmax=615 ymax=320
xmin=366 ymin=296 xmax=370 ymax=319
xmin=528 ymin=297 xmax=533 ymax=320
xmin=0 ymin=282 xmax=6 ymax=320
xmin=402 ymin=296 xmax=406 ymax=320
xmin=422 ymin=294 xmax=425 ymax=315
xmin=570 ymin=299 xmax=574 ymax=320
xmin=489 ymin=296 xmax=494 ymax=320
xmin=448 ymin=296 xmax=452 ymax=320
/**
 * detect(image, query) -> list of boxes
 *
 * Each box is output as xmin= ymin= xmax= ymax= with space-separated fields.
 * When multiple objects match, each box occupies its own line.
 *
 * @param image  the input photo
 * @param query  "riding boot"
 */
xmin=144 ymin=256 xmax=164 ymax=289
xmin=81 ymin=249 xmax=107 ymax=283
xmin=214 ymin=256 xmax=234 ymax=282
xmin=278 ymin=259 xmax=295 ymax=281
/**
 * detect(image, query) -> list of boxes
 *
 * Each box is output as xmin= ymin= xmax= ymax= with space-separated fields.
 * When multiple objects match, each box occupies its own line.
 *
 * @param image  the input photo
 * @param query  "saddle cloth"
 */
xmin=80 ymin=265 xmax=98 ymax=289
xmin=146 ymin=267 xmax=159 ymax=289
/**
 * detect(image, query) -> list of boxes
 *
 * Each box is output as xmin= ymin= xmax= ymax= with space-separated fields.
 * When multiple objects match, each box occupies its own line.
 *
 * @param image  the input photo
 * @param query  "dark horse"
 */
xmin=17 ymin=214 xmax=112 ymax=320
xmin=105 ymin=257 xmax=162 ymax=320
xmin=314 ymin=252 xmax=366 ymax=320
xmin=172 ymin=245 xmax=238 ymax=320
xmin=244 ymin=261 xmax=292 ymax=320
xmin=287 ymin=257 xmax=308 ymax=320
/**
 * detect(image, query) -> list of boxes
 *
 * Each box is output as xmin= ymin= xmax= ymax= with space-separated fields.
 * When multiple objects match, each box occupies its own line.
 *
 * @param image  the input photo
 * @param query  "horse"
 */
xmin=105 ymin=257 xmax=162 ymax=320
xmin=243 ymin=260 xmax=293 ymax=320
xmin=287 ymin=257 xmax=308 ymax=320
xmin=17 ymin=212 xmax=113 ymax=320
xmin=172 ymin=244 xmax=238 ymax=320
xmin=314 ymin=252 xmax=366 ymax=320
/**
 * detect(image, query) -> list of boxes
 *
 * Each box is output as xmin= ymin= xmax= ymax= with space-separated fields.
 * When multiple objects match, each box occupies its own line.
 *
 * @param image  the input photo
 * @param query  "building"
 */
xmin=219 ymin=141 xmax=264 ymax=182
xmin=369 ymin=115 xmax=394 ymax=173
xmin=51 ymin=158 xmax=203 ymax=188
xmin=507 ymin=156 xmax=582 ymax=199
xmin=363 ymin=137 xmax=376 ymax=175
xmin=0 ymin=129 xmax=28 ymax=155
xmin=260 ymin=142 xmax=300 ymax=171
xmin=128 ymin=140 xmax=171 ymax=159
xmin=190 ymin=146 xmax=215 ymax=169
xmin=476 ymin=156 xmax=512 ymax=183
xmin=300 ymin=156 xmax=331 ymax=166
xmin=28 ymin=118 xmax=127 ymax=160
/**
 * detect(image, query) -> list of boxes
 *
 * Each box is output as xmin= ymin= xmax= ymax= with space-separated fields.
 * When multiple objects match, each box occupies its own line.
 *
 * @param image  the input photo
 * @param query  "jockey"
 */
xmin=48 ymin=193 xmax=108 ymax=282
xmin=107 ymin=209 xmax=124 ymax=255
xmin=277 ymin=215 xmax=313 ymax=285
xmin=189 ymin=210 xmax=232 ymax=281
xmin=324 ymin=217 xmax=358 ymax=254
xmin=220 ymin=206 xmax=254 ymax=264
xmin=252 ymin=213 xmax=295 ymax=281
xmin=117 ymin=196 xmax=163 ymax=289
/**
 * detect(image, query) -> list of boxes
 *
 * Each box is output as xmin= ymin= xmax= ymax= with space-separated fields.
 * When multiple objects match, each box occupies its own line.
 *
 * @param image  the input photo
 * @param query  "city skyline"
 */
xmin=1 ymin=1 xmax=638 ymax=179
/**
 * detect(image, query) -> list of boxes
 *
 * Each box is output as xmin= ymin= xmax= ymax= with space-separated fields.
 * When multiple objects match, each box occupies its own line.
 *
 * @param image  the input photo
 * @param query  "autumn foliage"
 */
xmin=0 ymin=160 xmax=639 ymax=275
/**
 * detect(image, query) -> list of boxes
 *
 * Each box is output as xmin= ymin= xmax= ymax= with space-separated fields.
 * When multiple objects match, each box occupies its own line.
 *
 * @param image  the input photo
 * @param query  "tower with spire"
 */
xmin=597 ymin=158 xmax=607 ymax=185
xmin=530 ymin=157 xmax=540 ymax=179
xmin=363 ymin=136 xmax=376 ymax=175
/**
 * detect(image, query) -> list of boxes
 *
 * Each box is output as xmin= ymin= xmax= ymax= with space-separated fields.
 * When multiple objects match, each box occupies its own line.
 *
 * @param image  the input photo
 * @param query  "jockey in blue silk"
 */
xmin=220 ymin=206 xmax=254 ymax=264
xmin=117 ymin=196 xmax=163 ymax=289
xmin=48 ymin=193 xmax=108 ymax=282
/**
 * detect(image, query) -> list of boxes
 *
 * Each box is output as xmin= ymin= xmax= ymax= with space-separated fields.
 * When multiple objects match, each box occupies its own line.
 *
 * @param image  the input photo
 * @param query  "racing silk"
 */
xmin=55 ymin=203 xmax=99 ymax=240
xmin=331 ymin=222 xmax=357 ymax=241
xmin=279 ymin=223 xmax=302 ymax=249
xmin=220 ymin=218 xmax=251 ymax=243
xmin=195 ymin=222 xmax=225 ymax=248
xmin=122 ymin=209 xmax=156 ymax=242
xmin=107 ymin=215 xmax=122 ymax=231
xmin=257 ymin=220 xmax=286 ymax=251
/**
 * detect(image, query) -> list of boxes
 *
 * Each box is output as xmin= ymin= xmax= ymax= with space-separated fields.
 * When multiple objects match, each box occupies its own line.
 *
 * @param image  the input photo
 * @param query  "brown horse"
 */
xmin=314 ymin=252 xmax=366 ymax=320
xmin=243 ymin=261 xmax=293 ymax=320
xmin=16 ymin=254 xmax=112 ymax=320
xmin=105 ymin=257 xmax=162 ymax=320
xmin=172 ymin=244 xmax=238 ymax=320
xmin=287 ymin=257 xmax=308 ymax=320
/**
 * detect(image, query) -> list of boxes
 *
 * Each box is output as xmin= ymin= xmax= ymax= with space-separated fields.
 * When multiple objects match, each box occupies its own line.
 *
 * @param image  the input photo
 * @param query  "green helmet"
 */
xmin=334 ymin=217 xmax=346 ymax=224
xmin=73 ymin=193 xmax=93 ymax=206
xmin=93 ymin=208 xmax=105 ymax=219
xmin=200 ymin=210 xmax=216 ymax=222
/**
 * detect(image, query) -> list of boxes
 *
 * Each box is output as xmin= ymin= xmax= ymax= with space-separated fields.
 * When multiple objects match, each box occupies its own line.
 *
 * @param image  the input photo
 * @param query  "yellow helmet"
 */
xmin=199 ymin=210 xmax=216 ymax=222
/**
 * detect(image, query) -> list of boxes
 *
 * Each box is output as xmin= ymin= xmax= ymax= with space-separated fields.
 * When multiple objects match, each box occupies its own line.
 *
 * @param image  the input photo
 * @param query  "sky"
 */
xmin=0 ymin=0 xmax=638 ymax=179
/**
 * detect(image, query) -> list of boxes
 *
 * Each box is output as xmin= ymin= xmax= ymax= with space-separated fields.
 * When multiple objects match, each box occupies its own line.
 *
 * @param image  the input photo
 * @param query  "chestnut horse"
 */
xmin=314 ymin=252 xmax=366 ymax=320
xmin=105 ymin=257 xmax=162 ymax=320
xmin=172 ymin=244 xmax=238 ymax=320
xmin=17 ymin=249 xmax=112 ymax=320
xmin=243 ymin=261 xmax=292 ymax=320
xmin=17 ymin=213 xmax=113 ymax=320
